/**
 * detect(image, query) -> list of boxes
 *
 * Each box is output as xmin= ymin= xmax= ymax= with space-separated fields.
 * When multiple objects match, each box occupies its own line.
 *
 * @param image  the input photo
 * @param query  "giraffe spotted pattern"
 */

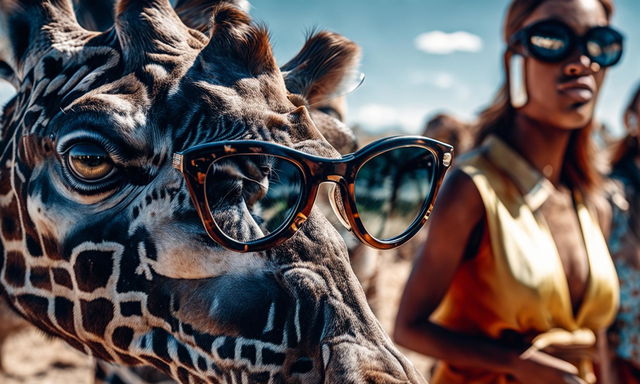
xmin=0 ymin=0 xmax=425 ymax=383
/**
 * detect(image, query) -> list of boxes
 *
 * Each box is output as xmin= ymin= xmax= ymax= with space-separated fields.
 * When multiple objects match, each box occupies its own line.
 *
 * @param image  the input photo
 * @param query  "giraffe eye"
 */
xmin=66 ymin=143 xmax=115 ymax=182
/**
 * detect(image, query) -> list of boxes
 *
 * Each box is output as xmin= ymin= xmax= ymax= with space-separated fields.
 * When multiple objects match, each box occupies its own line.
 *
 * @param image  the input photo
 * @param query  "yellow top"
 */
xmin=430 ymin=136 xmax=619 ymax=384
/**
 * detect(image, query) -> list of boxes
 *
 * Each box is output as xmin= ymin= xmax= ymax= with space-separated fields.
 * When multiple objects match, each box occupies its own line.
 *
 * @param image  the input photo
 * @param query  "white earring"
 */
xmin=629 ymin=113 xmax=639 ymax=135
xmin=509 ymin=54 xmax=528 ymax=109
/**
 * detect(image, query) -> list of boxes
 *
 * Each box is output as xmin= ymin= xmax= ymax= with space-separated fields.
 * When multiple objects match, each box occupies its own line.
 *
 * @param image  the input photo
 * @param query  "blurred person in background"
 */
xmin=394 ymin=0 xmax=623 ymax=383
xmin=423 ymin=112 xmax=474 ymax=155
xmin=606 ymin=83 xmax=640 ymax=384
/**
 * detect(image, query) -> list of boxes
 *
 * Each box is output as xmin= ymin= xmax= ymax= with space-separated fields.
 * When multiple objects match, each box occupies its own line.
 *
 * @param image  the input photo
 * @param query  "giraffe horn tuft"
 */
xmin=198 ymin=4 xmax=276 ymax=77
xmin=114 ymin=0 xmax=204 ymax=68
xmin=174 ymin=0 xmax=250 ymax=33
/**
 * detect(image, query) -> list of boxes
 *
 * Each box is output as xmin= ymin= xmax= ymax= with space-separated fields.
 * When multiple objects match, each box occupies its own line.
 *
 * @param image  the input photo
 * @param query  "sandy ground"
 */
xmin=0 ymin=254 xmax=434 ymax=383
xmin=0 ymin=331 xmax=93 ymax=384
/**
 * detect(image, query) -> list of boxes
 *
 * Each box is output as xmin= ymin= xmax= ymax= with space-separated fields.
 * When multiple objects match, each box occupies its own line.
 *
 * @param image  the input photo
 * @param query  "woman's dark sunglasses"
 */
xmin=173 ymin=136 xmax=453 ymax=252
xmin=509 ymin=19 xmax=624 ymax=67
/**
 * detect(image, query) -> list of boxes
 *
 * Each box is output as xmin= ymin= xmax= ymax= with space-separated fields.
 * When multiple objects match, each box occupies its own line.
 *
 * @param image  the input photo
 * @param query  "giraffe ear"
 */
xmin=281 ymin=31 xmax=362 ymax=106
xmin=0 ymin=0 xmax=82 ymax=82
xmin=174 ymin=0 xmax=250 ymax=33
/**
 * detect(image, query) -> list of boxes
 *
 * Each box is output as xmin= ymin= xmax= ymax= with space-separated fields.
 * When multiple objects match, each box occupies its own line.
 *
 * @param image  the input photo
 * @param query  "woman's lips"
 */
xmin=557 ymin=77 xmax=596 ymax=104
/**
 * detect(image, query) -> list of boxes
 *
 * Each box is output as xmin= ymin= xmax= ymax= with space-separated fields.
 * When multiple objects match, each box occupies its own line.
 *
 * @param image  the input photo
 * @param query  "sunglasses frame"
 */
xmin=509 ymin=19 xmax=624 ymax=67
xmin=173 ymin=136 xmax=453 ymax=253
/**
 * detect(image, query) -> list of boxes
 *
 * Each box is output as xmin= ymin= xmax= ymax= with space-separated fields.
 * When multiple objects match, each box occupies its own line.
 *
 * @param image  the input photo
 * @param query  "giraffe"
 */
xmin=0 ymin=1 xmax=427 ymax=383
xmin=75 ymin=1 xmax=370 ymax=382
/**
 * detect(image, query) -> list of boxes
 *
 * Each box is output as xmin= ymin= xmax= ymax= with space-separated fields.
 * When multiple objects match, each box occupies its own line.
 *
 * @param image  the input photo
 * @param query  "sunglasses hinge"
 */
xmin=172 ymin=153 xmax=184 ymax=172
xmin=443 ymin=152 xmax=452 ymax=167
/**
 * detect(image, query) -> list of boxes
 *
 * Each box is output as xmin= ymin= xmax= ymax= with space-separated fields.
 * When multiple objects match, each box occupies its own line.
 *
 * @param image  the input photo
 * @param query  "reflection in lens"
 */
xmin=531 ymin=35 xmax=565 ymax=51
xmin=529 ymin=25 xmax=570 ymax=61
xmin=587 ymin=29 xmax=622 ymax=66
xmin=355 ymin=147 xmax=435 ymax=241
xmin=587 ymin=41 xmax=602 ymax=57
xmin=205 ymin=154 xmax=303 ymax=243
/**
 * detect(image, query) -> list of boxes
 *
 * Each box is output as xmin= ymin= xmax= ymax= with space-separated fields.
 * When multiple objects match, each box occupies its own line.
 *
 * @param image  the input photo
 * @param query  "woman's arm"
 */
xmin=596 ymin=328 xmax=618 ymax=384
xmin=393 ymin=169 xmax=587 ymax=384
xmin=592 ymin=188 xmax=614 ymax=240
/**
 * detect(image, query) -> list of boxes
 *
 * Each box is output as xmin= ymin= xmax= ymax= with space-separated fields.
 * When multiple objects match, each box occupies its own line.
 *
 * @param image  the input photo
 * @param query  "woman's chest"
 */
xmin=538 ymin=189 xmax=590 ymax=313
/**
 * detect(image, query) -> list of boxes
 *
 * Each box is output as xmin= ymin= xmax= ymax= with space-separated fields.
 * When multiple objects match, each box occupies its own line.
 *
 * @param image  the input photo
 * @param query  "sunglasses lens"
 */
xmin=354 ymin=146 xmax=436 ymax=241
xmin=586 ymin=27 xmax=623 ymax=67
xmin=528 ymin=23 xmax=571 ymax=62
xmin=205 ymin=154 xmax=303 ymax=243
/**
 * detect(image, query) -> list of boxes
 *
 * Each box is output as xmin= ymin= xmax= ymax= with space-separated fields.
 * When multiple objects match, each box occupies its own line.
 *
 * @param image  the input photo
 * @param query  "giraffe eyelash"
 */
xmin=56 ymin=132 xmax=128 ymax=165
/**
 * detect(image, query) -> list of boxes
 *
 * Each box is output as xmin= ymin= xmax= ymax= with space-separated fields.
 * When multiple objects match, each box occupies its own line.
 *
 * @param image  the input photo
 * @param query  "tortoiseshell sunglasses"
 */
xmin=172 ymin=136 xmax=453 ymax=252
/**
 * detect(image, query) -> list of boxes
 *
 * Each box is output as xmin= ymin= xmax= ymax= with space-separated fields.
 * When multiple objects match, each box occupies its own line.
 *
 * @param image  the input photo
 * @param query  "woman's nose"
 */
xmin=564 ymin=55 xmax=600 ymax=77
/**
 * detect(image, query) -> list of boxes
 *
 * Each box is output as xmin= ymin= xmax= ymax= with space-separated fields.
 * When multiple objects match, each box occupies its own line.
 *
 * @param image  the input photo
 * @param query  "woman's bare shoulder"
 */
xmin=431 ymin=167 xmax=485 ymax=225
xmin=403 ymin=167 xmax=488 ymax=303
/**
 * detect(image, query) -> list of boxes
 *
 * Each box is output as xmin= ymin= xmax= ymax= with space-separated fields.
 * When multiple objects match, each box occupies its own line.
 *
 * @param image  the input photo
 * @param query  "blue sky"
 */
xmin=1 ymin=0 xmax=639 ymax=136
xmin=250 ymin=0 xmax=640 ymax=136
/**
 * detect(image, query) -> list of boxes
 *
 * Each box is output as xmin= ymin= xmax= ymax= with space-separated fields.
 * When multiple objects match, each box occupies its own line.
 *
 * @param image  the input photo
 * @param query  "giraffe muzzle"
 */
xmin=320 ymin=341 xmax=425 ymax=384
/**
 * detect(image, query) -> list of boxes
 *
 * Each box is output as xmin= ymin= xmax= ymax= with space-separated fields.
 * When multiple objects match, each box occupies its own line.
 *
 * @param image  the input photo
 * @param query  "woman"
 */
xmin=394 ymin=0 xmax=623 ymax=383
xmin=607 ymin=84 xmax=640 ymax=383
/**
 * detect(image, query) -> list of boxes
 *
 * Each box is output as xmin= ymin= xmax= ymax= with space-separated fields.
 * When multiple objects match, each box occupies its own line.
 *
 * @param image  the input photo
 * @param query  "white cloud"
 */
xmin=349 ymin=104 xmax=427 ymax=134
xmin=410 ymin=71 xmax=454 ymax=89
xmin=414 ymin=31 xmax=483 ymax=55
xmin=432 ymin=72 xmax=454 ymax=89
xmin=408 ymin=71 xmax=472 ymax=101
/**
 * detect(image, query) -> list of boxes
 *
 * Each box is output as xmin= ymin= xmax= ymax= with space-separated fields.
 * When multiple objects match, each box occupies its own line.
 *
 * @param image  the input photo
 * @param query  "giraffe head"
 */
xmin=0 ymin=1 xmax=425 ymax=382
